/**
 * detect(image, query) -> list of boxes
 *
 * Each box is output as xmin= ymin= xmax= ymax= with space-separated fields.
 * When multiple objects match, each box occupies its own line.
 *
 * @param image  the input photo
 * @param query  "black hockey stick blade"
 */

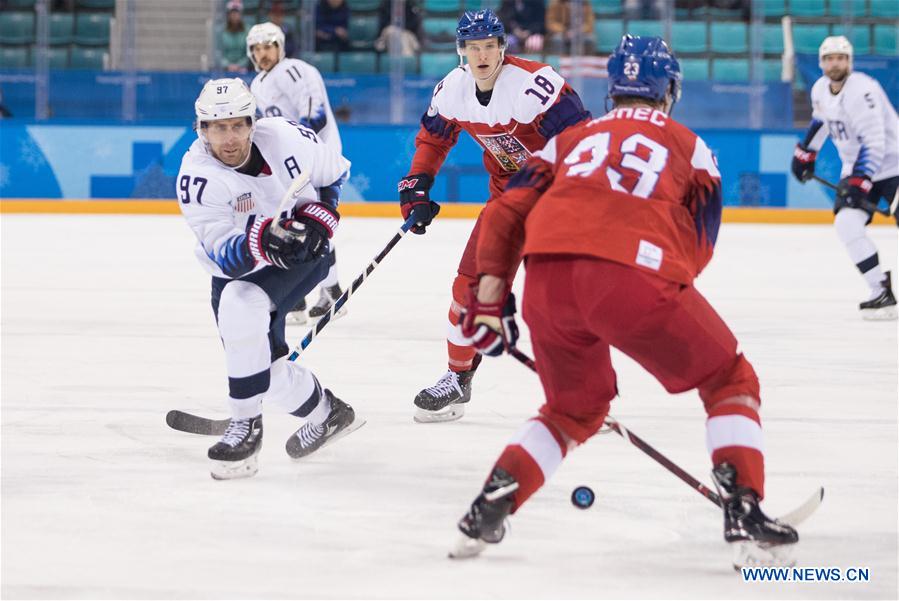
xmin=166 ymin=410 xmax=230 ymax=436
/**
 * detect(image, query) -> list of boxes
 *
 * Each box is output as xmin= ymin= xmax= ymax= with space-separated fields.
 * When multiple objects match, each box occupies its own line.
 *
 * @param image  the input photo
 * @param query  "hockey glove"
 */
xmin=460 ymin=288 xmax=519 ymax=357
xmin=836 ymin=175 xmax=875 ymax=213
xmin=248 ymin=217 xmax=307 ymax=269
xmin=293 ymin=202 xmax=340 ymax=261
xmin=398 ymin=173 xmax=440 ymax=234
xmin=791 ymin=145 xmax=817 ymax=182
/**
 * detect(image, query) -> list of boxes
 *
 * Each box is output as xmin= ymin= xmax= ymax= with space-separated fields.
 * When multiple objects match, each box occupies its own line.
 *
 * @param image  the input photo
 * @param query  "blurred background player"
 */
xmin=450 ymin=36 xmax=798 ymax=569
xmin=398 ymin=8 xmax=591 ymax=423
xmin=791 ymin=35 xmax=898 ymax=320
xmin=177 ymin=78 xmax=359 ymax=480
xmin=247 ymin=21 xmax=346 ymax=325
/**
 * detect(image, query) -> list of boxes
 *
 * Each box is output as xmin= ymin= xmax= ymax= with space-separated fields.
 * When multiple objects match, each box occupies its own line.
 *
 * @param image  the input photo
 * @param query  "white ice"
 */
xmin=1 ymin=214 xmax=897 ymax=599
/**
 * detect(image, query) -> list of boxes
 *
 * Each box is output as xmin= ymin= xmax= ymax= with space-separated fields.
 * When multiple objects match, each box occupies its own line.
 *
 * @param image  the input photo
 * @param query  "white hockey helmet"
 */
xmin=194 ymin=78 xmax=257 ymax=153
xmin=246 ymin=22 xmax=285 ymax=71
xmin=818 ymin=35 xmax=853 ymax=69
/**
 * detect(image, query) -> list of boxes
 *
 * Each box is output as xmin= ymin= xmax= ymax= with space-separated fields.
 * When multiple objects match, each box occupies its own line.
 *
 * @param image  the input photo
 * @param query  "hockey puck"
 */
xmin=571 ymin=485 xmax=595 ymax=509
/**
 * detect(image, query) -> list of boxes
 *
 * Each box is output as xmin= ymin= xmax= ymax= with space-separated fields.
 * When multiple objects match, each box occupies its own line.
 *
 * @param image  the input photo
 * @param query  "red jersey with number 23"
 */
xmin=477 ymin=106 xmax=723 ymax=286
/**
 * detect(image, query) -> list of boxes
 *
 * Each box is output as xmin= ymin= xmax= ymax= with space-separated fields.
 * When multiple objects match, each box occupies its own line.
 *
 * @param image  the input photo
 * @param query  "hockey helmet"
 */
xmin=456 ymin=9 xmax=505 ymax=55
xmin=818 ymin=35 xmax=853 ymax=69
xmin=607 ymin=35 xmax=682 ymax=106
xmin=194 ymin=78 xmax=257 ymax=155
xmin=246 ymin=22 xmax=286 ymax=71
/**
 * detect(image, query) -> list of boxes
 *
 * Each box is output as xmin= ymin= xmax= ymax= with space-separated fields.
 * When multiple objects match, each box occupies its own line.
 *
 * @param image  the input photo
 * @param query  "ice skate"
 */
xmin=859 ymin=271 xmax=897 ymax=321
xmin=449 ymin=467 xmax=518 ymax=559
xmin=208 ymin=415 xmax=263 ymax=480
xmin=285 ymin=390 xmax=364 ymax=458
xmin=287 ymin=298 xmax=307 ymax=325
xmin=308 ymin=284 xmax=346 ymax=320
xmin=413 ymin=369 xmax=475 ymax=423
xmin=712 ymin=463 xmax=799 ymax=570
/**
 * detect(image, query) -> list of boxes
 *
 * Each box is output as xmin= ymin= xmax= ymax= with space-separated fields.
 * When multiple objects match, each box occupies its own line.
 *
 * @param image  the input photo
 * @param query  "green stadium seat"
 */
xmin=424 ymin=0 xmax=462 ymax=12
xmin=789 ymin=0 xmax=827 ymax=16
xmin=672 ymin=22 xmax=707 ymax=54
xmin=421 ymin=51 xmax=460 ymax=76
xmin=349 ymin=15 xmax=380 ymax=49
xmin=828 ymin=0 xmax=866 ymax=16
xmin=761 ymin=0 xmax=786 ymax=16
xmin=380 ymin=54 xmax=419 ymax=74
xmin=305 ymin=51 xmax=336 ymax=73
xmin=712 ymin=58 xmax=749 ymax=81
xmin=36 ymin=45 xmax=70 ymax=69
xmin=792 ymin=24 xmax=830 ymax=53
xmin=870 ymin=0 xmax=899 ymax=17
xmin=69 ymin=46 xmax=105 ymax=69
xmin=626 ymin=20 xmax=663 ymax=38
xmin=338 ymin=51 xmax=378 ymax=73
xmin=544 ymin=54 xmax=561 ymax=70
xmin=241 ymin=0 xmax=261 ymax=10
xmin=49 ymin=13 xmax=75 ymax=45
xmin=679 ymin=57 xmax=709 ymax=80
xmin=347 ymin=0 xmax=381 ymax=10
xmin=838 ymin=26 xmax=871 ymax=54
xmin=591 ymin=0 xmax=623 ymax=15
xmin=594 ymin=19 xmax=624 ymax=53
xmin=0 ymin=11 xmax=35 ymax=45
xmin=0 ymin=46 xmax=30 ymax=68
xmin=6 ymin=0 xmax=37 ymax=7
xmin=762 ymin=58 xmax=783 ymax=81
xmin=763 ymin=23 xmax=784 ymax=53
xmin=711 ymin=22 xmax=747 ymax=54
xmin=74 ymin=12 xmax=111 ymax=46
xmin=423 ymin=17 xmax=458 ymax=50
xmin=243 ymin=14 xmax=258 ymax=29
xmin=76 ymin=0 xmax=116 ymax=8
xmin=873 ymin=24 xmax=898 ymax=55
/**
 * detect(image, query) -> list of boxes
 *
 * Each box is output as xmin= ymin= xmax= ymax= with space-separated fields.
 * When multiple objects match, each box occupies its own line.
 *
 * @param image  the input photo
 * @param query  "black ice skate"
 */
xmin=711 ymin=463 xmax=799 ymax=569
xmin=413 ymin=368 xmax=476 ymax=423
xmin=308 ymin=284 xmax=346 ymax=319
xmin=859 ymin=271 xmax=897 ymax=321
xmin=285 ymin=390 xmax=364 ymax=459
xmin=449 ymin=467 xmax=519 ymax=559
xmin=208 ymin=415 xmax=263 ymax=480
xmin=287 ymin=298 xmax=307 ymax=325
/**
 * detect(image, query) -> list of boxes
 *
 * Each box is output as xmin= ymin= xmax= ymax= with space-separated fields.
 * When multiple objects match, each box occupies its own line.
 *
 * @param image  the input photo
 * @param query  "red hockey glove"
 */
xmin=460 ymin=288 xmax=519 ymax=357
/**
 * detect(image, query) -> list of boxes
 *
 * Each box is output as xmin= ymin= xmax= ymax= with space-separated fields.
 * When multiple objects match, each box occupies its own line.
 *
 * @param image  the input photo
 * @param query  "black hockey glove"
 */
xmin=791 ymin=144 xmax=816 ymax=182
xmin=293 ymin=202 xmax=340 ymax=261
xmin=836 ymin=175 xmax=875 ymax=213
xmin=248 ymin=217 xmax=307 ymax=269
xmin=398 ymin=173 xmax=440 ymax=234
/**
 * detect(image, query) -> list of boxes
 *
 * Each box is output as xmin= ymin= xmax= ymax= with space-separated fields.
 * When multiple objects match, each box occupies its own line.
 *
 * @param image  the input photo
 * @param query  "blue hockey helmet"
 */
xmin=607 ymin=35 xmax=682 ymax=106
xmin=456 ymin=9 xmax=505 ymax=50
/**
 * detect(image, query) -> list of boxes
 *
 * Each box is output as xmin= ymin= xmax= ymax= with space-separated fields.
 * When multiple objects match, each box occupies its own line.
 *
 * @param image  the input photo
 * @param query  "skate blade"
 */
xmin=286 ymin=311 xmax=308 ymax=325
xmin=861 ymin=306 xmax=898 ymax=321
xmin=286 ymin=419 xmax=366 ymax=459
xmin=448 ymin=533 xmax=486 ymax=559
xmin=310 ymin=307 xmax=347 ymax=321
xmin=731 ymin=540 xmax=797 ymax=570
xmin=413 ymin=404 xmax=465 ymax=424
xmin=210 ymin=454 xmax=259 ymax=480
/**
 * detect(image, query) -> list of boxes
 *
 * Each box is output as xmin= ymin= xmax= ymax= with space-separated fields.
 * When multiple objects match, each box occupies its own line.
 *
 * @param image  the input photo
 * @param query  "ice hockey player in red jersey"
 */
xmin=398 ymin=9 xmax=591 ymax=423
xmin=449 ymin=35 xmax=799 ymax=569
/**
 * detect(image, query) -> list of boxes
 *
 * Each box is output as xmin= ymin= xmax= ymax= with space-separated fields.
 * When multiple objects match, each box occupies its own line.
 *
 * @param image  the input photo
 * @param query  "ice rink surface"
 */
xmin=2 ymin=214 xmax=897 ymax=599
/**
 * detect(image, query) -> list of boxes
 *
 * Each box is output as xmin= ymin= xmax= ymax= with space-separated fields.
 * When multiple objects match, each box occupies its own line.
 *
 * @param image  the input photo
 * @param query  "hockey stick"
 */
xmin=506 ymin=346 xmax=823 ymax=527
xmin=812 ymin=174 xmax=894 ymax=216
xmin=166 ymin=215 xmax=417 ymax=436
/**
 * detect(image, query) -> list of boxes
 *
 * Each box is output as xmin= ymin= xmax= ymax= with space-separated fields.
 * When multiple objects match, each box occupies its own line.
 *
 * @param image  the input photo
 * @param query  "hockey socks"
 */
xmin=494 ymin=417 xmax=568 ymax=511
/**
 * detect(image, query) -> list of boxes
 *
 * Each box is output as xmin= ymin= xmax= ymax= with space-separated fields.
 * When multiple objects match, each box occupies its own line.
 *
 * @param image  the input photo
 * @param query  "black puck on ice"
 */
xmin=571 ymin=485 xmax=595 ymax=509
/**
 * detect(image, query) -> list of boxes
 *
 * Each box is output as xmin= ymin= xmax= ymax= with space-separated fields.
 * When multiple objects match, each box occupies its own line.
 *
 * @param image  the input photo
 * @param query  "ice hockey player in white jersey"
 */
xmin=792 ymin=36 xmax=898 ymax=320
xmin=177 ymin=78 xmax=360 ymax=480
xmin=247 ymin=21 xmax=345 ymax=325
